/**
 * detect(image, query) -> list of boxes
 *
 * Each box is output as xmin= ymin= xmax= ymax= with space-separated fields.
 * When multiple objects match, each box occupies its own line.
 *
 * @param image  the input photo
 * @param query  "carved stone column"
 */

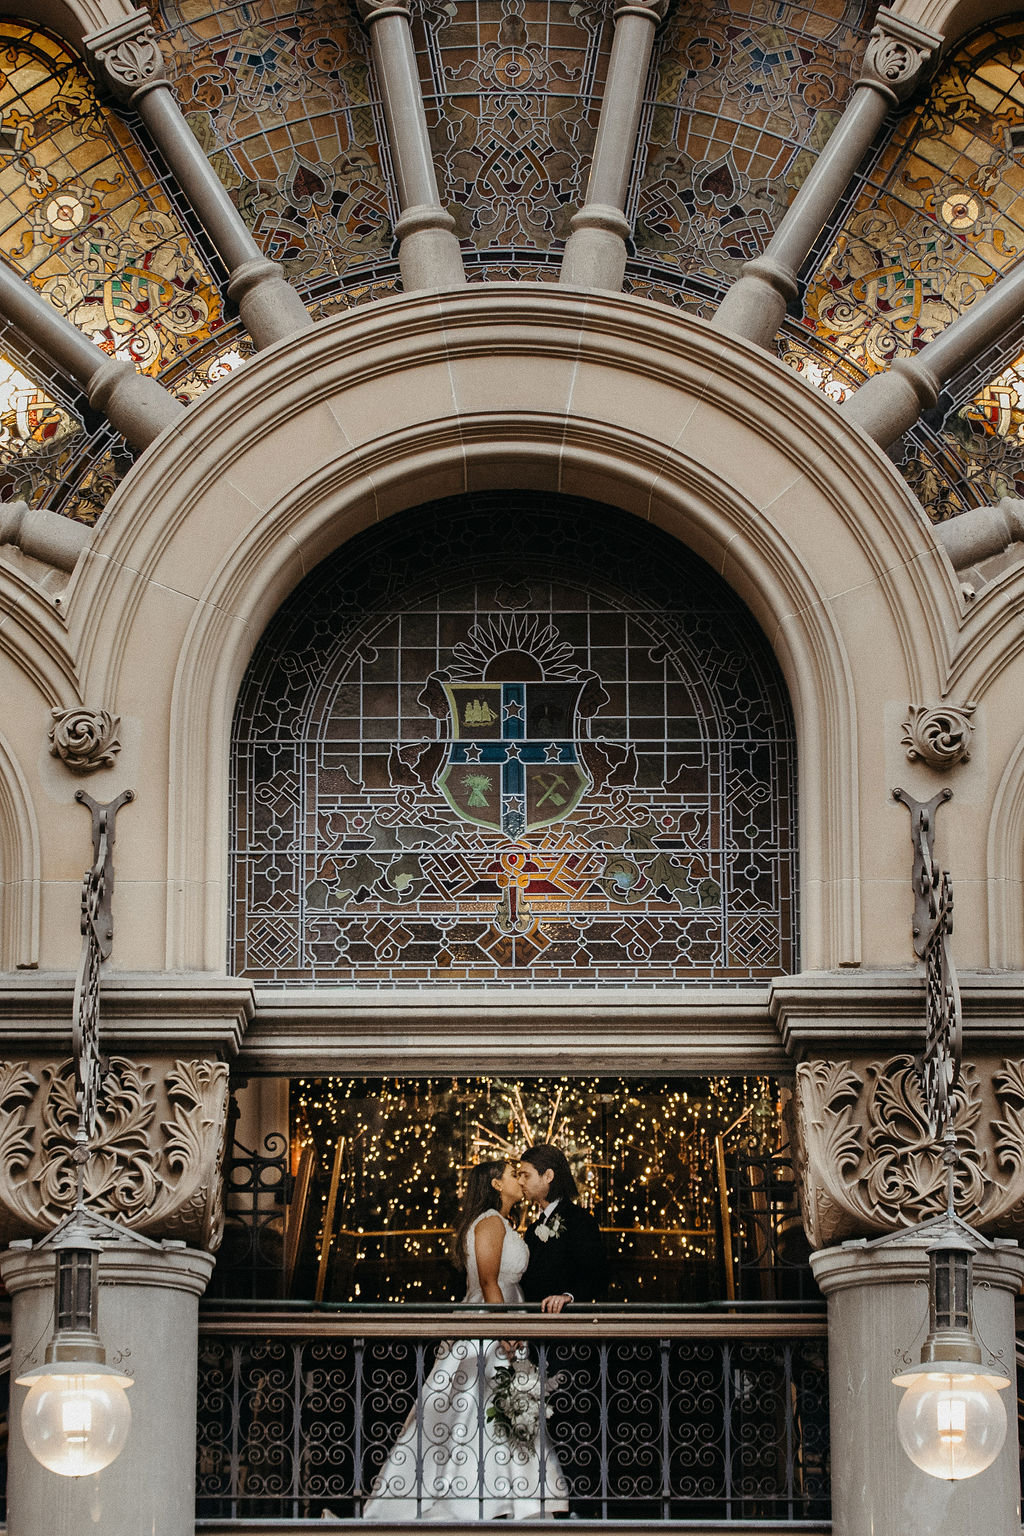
xmin=712 ymin=15 xmax=939 ymax=350
xmin=356 ymin=0 xmax=466 ymax=291
xmin=84 ymin=12 xmax=312 ymax=349
xmin=559 ymin=0 xmax=669 ymax=292
xmin=812 ymin=1233 xmax=1024 ymax=1536
xmin=842 ymin=256 xmax=1024 ymax=446
xmin=3 ymin=1229 xmax=215 ymax=1536
xmin=0 ymin=260 xmax=182 ymax=451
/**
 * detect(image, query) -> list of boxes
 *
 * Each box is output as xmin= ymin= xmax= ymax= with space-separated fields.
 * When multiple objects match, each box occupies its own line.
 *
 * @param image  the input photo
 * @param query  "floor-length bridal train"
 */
xmin=362 ymin=1213 xmax=568 ymax=1520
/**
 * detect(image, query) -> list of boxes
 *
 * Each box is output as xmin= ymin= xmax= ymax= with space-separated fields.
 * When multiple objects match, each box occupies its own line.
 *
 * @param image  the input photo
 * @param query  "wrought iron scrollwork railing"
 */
xmin=195 ymin=1307 xmax=830 ymax=1525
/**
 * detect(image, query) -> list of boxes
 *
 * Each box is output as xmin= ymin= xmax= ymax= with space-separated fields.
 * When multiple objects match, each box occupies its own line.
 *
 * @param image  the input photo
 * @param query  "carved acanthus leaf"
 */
xmin=860 ymin=20 xmax=937 ymax=102
xmin=93 ymin=27 xmax=166 ymax=101
xmin=0 ymin=1057 xmax=229 ymax=1250
xmin=793 ymin=1054 xmax=1024 ymax=1248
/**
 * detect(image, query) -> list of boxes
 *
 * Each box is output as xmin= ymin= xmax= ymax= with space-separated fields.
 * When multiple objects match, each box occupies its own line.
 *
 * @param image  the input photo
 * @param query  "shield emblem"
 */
xmin=436 ymin=679 xmax=592 ymax=836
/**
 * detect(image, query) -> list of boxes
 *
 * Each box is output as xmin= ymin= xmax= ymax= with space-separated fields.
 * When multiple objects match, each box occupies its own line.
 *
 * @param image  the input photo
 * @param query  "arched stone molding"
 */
xmin=986 ymin=733 xmax=1024 ymax=970
xmin=889 ymin=0 xmax=1021 ymax=51
xmin=0 ymin=565 xmax=79 ymax=709
xmin=12 ymin=0 xmax=137 ymax=49
xmin=0 ymin=732 xmax=41 ymax=972
xmin=61 ymin=287 xmax=964 ymax=976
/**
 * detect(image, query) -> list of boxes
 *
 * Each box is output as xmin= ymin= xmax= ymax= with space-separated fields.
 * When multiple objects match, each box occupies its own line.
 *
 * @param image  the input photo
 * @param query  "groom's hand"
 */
xmin=540 ymin=1292 xmax=572 ymax=1314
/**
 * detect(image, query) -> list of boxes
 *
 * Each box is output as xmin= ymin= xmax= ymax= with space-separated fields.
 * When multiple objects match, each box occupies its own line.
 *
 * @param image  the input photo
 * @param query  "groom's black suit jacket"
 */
xmin=521 ymin=1199 xmax=608 ymax=1302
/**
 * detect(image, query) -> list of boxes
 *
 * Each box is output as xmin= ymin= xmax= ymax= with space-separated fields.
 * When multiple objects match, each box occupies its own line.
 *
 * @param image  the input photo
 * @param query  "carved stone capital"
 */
xmin=902 ymin=702 xmax=976 ymax=769
xmin=0 ymin=1056 xmax=229 ymax=1251
xmin=793 ymin=1054 xmax=1024 ymax=1248
xmin=49 ymin=707 xmax=121 ymax=773
xmin=859 ymin=16 xmax=939 ymax=104
xmin=354 ymin=0 xmax=412 ymax=24
xmin=613 ymin=0 xmax=671 ymax=24
xmin=84 ymin=14 xmax=167 ymax=104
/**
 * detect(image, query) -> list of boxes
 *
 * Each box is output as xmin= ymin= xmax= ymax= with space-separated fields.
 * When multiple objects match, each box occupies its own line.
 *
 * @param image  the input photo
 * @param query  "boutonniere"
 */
xmin=535 ymin=1212 xmax=565 ymax=1243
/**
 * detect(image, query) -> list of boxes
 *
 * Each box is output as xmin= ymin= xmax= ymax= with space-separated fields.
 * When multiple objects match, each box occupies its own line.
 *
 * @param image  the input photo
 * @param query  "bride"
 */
xmin=362 ymin=1159 xmax=569 ymax=1520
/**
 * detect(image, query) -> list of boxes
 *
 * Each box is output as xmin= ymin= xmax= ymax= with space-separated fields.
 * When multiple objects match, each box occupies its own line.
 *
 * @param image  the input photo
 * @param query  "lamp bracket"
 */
xmin=72 ymin=789 xmax=134 ymax=1145
xmin=892 ymin=786 xmax=952 ymax=955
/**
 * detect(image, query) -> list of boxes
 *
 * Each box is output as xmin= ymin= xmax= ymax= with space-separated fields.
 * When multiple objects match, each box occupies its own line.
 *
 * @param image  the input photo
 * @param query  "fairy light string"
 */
xmin=292 ymin=1076 xmax=784 ymax=1302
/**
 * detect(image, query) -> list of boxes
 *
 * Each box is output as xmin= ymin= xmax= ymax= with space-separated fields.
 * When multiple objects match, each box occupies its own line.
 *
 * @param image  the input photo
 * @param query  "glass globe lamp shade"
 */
xmin=893 ymin=1363 xmax=1009 ymax=1481
xmin=18 ymin=1362 xmax=132 ymax=1477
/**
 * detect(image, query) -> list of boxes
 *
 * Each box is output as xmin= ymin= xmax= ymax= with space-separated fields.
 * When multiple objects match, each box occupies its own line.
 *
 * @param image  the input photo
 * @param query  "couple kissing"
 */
xmin=362 ymin=1144 xmax=608 ymax=1521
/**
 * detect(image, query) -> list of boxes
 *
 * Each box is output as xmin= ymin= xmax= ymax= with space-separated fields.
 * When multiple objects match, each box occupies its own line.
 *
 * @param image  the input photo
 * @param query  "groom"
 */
xmin=519 ymin=1144 xmax=607 ymax=1311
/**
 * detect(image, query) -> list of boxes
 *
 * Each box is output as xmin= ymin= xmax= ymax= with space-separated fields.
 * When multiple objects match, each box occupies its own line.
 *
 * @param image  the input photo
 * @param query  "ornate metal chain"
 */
xmin=71 ymin=789 xmax=134 ymax=1152
xmin=892 ymin=788 xmax=963 ymax=1146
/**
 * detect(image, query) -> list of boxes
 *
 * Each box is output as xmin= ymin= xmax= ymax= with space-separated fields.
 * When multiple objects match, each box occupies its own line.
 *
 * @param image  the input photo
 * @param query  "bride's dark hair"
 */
xmin=451 ymin=1159 xmax=509 ymax=1269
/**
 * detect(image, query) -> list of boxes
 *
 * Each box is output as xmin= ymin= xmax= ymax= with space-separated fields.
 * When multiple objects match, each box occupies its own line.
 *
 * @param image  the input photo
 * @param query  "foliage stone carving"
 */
xmin=793 ymin=1054 xmax=1024 ymax=1247
xmin=49 ymin=707 xmax=122 ymax=773
xmin=0 ymin=1057 xmax=229 ymax=1250
xmin=860 ymin=21 xmax=936 ymax=101
xmin=901 ymin=703 xmax=975 ymax=769
xmin=92 ymin=26 xmax=167 ymax=102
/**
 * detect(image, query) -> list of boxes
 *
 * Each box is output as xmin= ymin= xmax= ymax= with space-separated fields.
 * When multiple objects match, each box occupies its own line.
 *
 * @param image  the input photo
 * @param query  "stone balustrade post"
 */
xmin=84 ymin=12 xmax=313 ymax=349
xmin=356 ymin=0 xmax=466 ymax=291
xmin=712 ymin=14 xmax=939 ymax=350
xmin=560 ymin=0 xmax=669 ymax=292
xmin=0 ymin=259 xmax=183 ymax=451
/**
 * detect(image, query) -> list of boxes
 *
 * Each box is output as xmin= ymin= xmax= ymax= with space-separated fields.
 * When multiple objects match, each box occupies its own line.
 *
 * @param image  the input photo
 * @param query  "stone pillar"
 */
xmin=84 ymin=12 xmax=313 ymax=349
xmin=712 ymin=15 xmax=938 ymax=350
xmin=0 ymin=500 xmax=92 ymax=573
xmin=812 ymin=1234 xmax=1024 ymax=1536
xmin=0 ymin=260 xmax=183 ymax=452
xmin=356 ymin=0 xmax=466 ymax=291
xmin=3 ymin=1233 xmax=215 ymax=1536
xmin=842 ymin=253 xmax=1024 ymax=446
xmin=559 ymin=0 xmax=669 ymax=292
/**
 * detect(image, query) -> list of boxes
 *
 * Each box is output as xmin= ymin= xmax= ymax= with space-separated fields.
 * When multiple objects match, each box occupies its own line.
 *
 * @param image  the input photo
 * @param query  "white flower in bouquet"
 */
xmin=486 ymin=1360 xmax=562 ymax=1452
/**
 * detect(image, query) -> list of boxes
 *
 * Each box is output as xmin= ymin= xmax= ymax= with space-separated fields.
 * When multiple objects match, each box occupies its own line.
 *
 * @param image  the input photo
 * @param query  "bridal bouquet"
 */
xmin=487 ymin=1358 xmax=560 ymax=1453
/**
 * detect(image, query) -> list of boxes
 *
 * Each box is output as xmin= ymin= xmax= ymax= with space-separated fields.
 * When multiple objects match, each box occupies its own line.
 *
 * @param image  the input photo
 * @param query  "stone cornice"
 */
xmin=0 ymin=973 xmax=253 ymax=1055
xmin=241 ymin=986 xmax=783 ymax=1075
xmin=772 ymin=969 xmax=1024 ymax=1055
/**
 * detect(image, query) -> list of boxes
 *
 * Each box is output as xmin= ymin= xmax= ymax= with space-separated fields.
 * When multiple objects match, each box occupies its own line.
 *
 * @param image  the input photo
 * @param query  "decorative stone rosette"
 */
xmin=792 ymin=1054 xmax=1024 ymax=1248
xmin=0 ymin=1056 xmax=229 ymax=1250
xmin=49 ymin=706 xmax=121 ymax=772
xmin=901 ymin=702 xmax=975 ymax=769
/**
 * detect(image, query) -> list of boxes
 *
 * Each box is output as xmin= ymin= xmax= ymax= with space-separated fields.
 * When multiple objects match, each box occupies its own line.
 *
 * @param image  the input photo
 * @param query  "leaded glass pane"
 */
xmin=0 ymin=22 xmax=224 ymax=374
xmin=411 ymin=0 xmax=613 ymax=275
xmin=230 ymin=494 xmax=797 ymax=987
xmin=626 ymin=0 xmax=876 ymax=315
xmin=157 ymin=0 xmax=399 ymax=299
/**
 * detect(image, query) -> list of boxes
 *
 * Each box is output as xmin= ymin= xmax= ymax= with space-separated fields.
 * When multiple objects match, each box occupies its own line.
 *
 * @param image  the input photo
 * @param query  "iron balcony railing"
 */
xmin=196 ymin=1304 xmax=830 ymax=1526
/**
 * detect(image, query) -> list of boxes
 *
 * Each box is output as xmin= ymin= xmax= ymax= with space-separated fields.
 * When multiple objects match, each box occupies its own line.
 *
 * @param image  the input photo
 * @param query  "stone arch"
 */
xmin=63 ymin=288 xmax=958 ymax=976
xmin=0 ymin=731 xmax=41 ymax=971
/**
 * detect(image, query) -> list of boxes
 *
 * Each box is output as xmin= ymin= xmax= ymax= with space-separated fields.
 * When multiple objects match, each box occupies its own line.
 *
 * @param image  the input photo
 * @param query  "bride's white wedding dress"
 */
xmin=362 ymin=1212 xmax=569 ymax=1520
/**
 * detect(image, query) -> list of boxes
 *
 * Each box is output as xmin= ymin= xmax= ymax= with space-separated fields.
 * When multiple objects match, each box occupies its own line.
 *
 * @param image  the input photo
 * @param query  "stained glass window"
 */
xmin=625 ymin=0 xmax=876 ymax=316
xmin=0 ymin=22 xmax=224 ymax=372
xmin=230 ymin=493 xmax=798 ymax=988
xmin=156 ymin=0 xmax=399 ymax=309
xmin=411 ymin=0 xmax=613 ymax=279
xmin=791 ymin=19 xmax=1024 ymax=522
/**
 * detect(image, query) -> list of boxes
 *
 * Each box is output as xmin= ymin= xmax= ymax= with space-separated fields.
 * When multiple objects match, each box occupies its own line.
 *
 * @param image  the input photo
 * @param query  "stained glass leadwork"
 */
xmin=411 ymin=0 xmax=613 ymax=270
xmin=626 ymin=0 xmax=876 ymax=315
xmin=230 ymin=494 xmax=797 ymax=987
xmin=0 ymin=22 xmax=224 ymax=373
xmin=156 ymin=0 xmax=398 ymax=298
